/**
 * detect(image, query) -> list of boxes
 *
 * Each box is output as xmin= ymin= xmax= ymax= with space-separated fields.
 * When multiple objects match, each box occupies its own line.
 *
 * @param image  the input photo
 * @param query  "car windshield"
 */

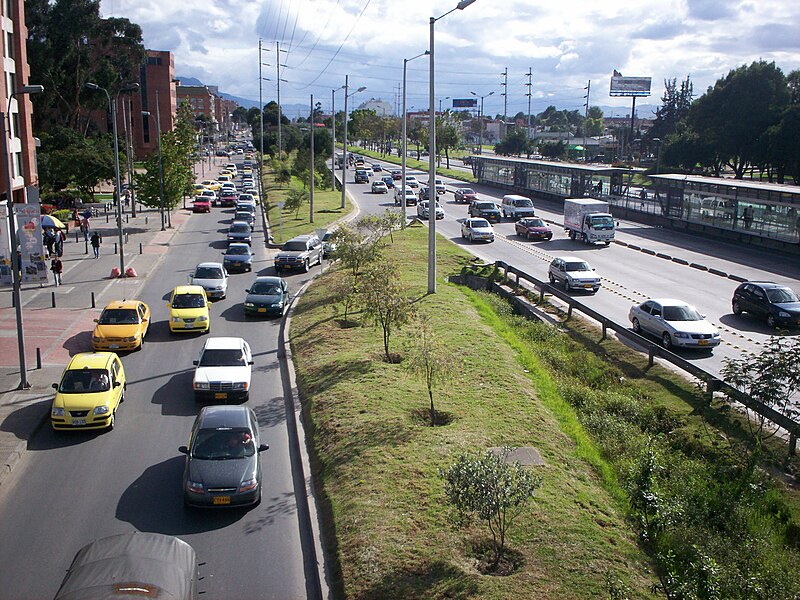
xmin=565 ymin=261 xmax=591 ymax=272
xmin=192 ymin=427 xmax=255 ymax=460
xmin=194 ymin=267 xmax=223 ymax=279
xmin=766 ymin=287 xmax=799 ymax=303
xmin=471 ymin=219 xmax=490 ymax=228
xmin=321 ymin=232 xmax=332 ymax=242
xmin=97 ymin=308 xmax=139 ymax=325
xmin=514 ymin=199 xmax=533 ymax=207
xmin=476 ymin=202 xmax=496 ymax=210
xmin=172 ymin=294 xmax=205 ymax=308
xmin=226 ymin=246 xmax=250 ymax=256
xmin=230 ymin=224 xmax=250 ymax=233
xmin=251 ymin=281 xmax=282 ymax=295
xmin=663 ymin=305 xmax=702 ymax=321
xmin=282 ymin=241 xmax=308 ymax=251
xmin=198 ymin=348 xmax=246 ymax=367
xmin=460 ymin=188 xmax=475 ymax=195
xmin=525 ymin=218 xmax=546 ymax=227
xmin=590 ymin=215 xmax=615 ymax=229
xmin=59 ymin=369 xmax=110 ymax=393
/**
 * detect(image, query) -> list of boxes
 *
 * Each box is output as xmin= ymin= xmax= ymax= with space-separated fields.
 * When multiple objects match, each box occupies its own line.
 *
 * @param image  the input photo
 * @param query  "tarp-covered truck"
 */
xmin=563 ymin=198 xmax=615 ymax=245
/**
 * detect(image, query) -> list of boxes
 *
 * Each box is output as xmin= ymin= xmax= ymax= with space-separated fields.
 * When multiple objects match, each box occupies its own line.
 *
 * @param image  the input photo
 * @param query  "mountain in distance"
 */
xmin=176 ymin=75 xmax=308 ymax=118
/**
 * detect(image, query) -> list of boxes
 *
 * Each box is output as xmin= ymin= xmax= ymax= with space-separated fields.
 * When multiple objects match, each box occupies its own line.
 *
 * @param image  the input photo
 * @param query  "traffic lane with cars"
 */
xmin=0 ymin=203 xmax=312 ymax=599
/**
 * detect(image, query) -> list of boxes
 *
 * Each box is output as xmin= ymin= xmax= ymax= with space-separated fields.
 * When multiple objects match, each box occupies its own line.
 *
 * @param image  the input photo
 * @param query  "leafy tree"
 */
xmin=37 ymin=125 xmax=115 ymax=197
xmin=539 ymin=140 xmax=566 ymax=159
xmin=330 ymin=223 xmax=381 ymax=276
xmin=495 ymin=128 xmax=530 ymax=156
xmin=284 ymin=185 xmax=308 ymax=219
xmin=404 ymin=314 xmax=458 ymax=425
xmin=330 ymin=272 xmax=362 ymax=325
xmin=764 ymin=104 xmax=800 ymax=183
xmin=440 ymin=447 xmax=542 ymax=569
xmin=649 ymin=76 xmax=694 ymax=142
xmin=585 ymin=106 xmax=605 ymax=137
xmin=360 ymin=259 xmax=414 ymax=362
xmin=357 ymin=210 xmax=404 ymax=244
xmin=436 ymin=116 xmax=461 ymax=168
xmin=408 ymin=121 xmax=427 ymax=159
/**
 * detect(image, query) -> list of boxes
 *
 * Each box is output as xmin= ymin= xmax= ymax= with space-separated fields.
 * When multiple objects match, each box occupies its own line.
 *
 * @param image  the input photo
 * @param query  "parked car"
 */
xmin=178 ymin=405 xmax=269 ymax=508
xmin=454 ymin=187 xmax=478 ymax=203
xmin=168 ymin=285 xmax=211 ymax=333
xmin=731 ymin=281 xmax=800 ymax=328
xmin=629 ymin=298 xmax=721 ymax=350
xmin=222 ymin=243 xmax=254 ymax=273
xmin=273 ymin=234 xmax=323 ymax=272
xmin=92 ymin=300 xmax=150 ymax=352
xmin=514 ymin=217 xmax=553 ymax=241
xmin=192 ymin=337 xmax=253 ymax=402
xmin=461 ymin=218 xmax=495 ymax=242
xmin=50 ymin=352 xmax=126 ymax=431
xmin=189 ymin=262 xmax=229 ymax=300
xmin=469 ymin=200 xmax=502 ymax=223
xmin=245 ymin=276 xmax=290 ymax=317
xmin=417 ymin=200 xmax=444 ymax=220
xmin=371 ymin=180 xmax=388 ymax=194
xmin=227 ymin=221 xmax=252 ymax=245
xmin=547 ymin=257 xmax=601 ymax=293
xmin=354 ymin=169 xmax=370 ymax=183
xmin=381 ymin=175 xmax=395 ymax=189
xmin=394 ymin=187 xmax=417 ymax=207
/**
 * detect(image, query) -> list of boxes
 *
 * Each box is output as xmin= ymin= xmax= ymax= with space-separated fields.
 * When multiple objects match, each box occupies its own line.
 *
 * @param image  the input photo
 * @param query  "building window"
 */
xmin=147 ymin=56 xmax=162 ymax=65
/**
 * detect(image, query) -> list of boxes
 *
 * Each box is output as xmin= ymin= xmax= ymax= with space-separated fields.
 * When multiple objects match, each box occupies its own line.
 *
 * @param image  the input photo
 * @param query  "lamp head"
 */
xmin=122 ymin=82 xmax=140 ymax=92
xmin=141 ymin=111 xmax=151 ymax=117
xmin=457 ymin=0 xmax=478 ymax=8
xmin=18 ymin=85 xmax=44 ymax=95
xmin=357 ymin=86 xmax=367 ymax=93
xmin=85 ymin=82 xmax=100 ymax=91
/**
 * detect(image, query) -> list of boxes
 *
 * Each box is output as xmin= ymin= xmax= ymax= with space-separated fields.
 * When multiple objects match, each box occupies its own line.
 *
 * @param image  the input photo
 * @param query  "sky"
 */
xmin=99 ymin=0 xmax=800 ymax=118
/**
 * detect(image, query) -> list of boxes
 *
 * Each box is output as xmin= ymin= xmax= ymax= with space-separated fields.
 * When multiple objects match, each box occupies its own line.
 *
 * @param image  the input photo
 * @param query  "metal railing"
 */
xmin=468 ymin=260 xmax=799 ymax=455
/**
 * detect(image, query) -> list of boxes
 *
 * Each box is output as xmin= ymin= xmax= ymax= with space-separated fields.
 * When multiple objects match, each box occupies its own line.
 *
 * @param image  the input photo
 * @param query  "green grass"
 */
xmin=344 ymin=145 xmax=477 ymax=184
xmin=291 ymin=226 xmax=658 ymax=599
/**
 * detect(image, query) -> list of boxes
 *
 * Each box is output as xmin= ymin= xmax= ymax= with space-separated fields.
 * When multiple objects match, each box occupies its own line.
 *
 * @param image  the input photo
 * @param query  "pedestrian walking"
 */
xmin=50 ymin=257 xmax=63 ymax=285
xmin=44 ymin=228 xmax=55 ymax=258
xmin=54 ymin=229 xmax=65 ymax=257
xmin=81 ymin=217 xmax=90 ymax=241
xmin=90 ymin=231 xmax=102 ymax=258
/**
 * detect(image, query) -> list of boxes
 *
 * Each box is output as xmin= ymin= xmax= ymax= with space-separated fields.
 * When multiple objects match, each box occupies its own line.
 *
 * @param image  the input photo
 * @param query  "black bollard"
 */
xmin=139 ymin=242 xmax=143 ymax=254
xmin=36 ymin=348 xmax=42 ymax=370
xmin=106 ymin=213 xmax=109 ymax=223
xmin=51 ymin=291 xmax=56 ymax=308
xmin=114 ymin=243 xmax=118 ymax=254
xmin=91 ymin=291 xmax=96 ymax=308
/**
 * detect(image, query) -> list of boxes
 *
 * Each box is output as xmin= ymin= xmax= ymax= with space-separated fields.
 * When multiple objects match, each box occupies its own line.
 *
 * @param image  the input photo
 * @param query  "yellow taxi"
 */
xmin=217 ymin=174 xmax=232 ymax=183
xmin=51 ymin=352 xmax=126 ymax=431
xmin=168 ymin=285 xmax=210 ymax=334
xmin=242 ymin=167 xmax=253 ymax=177
xmin=193 ymin=183 xmax=209 ymax=194
xmin=92 ymin=300 xmax=150 ymax=351
xmin=201 ymin=179 xmax=222 ymax=191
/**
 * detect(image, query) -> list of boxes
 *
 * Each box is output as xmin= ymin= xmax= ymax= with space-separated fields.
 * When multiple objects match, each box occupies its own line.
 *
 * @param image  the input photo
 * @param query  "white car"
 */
xmin=371 ymin=180 xmax=388 ymax=194
xmin=427 ymin=178 xmax=446 ymax=195
xmin=404 ymin=176 xmax=419 ymax=189
xmin=417 ymin=200 xmax=444 ymax=220
xmin=629 ymin=298 xmax=721 ymax=350
xmin=192 ymin=337 xmax=253 ymax=402
xmin=189 ymin=262 xmax=229 ymax=300
xmin=394 ymin=187 xmax=417 ymax=207
xmin=461 ymin=218 xmax=495 ymax=242
xmin=547 ymin=257 xmax=601 ymax=293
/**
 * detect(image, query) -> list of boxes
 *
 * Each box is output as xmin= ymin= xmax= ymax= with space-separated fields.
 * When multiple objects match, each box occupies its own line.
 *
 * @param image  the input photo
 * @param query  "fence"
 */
xmin=464 ymin=260 xmax=799 ymax=455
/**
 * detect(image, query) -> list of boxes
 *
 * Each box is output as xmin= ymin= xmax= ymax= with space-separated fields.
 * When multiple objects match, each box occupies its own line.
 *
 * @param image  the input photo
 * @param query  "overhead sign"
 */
xmin=452 ymin=98 xmax=478 ymax=108
xmin=610 ymin=75 xmax=652 ymax=97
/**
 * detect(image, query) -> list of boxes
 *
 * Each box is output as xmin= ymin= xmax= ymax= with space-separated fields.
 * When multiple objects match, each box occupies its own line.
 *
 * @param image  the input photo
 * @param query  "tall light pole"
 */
xmin=652 ymin=137 xmax=662 ymax=174
xmin=309 ymin=93 xmax=315 ymax=223
xmin=438 ymin=96 xmax=450 ymax=113
xmin=402 ymin=52 xmax=428 ymax=226
xmin=583 ymin=80 xmax=591 ymax=163
xmin=470 ymin=90 xmax=494 ymax=156
xmin=86 ymin=81 xmax=140 ymax=277
xmin=331 ymin=85 xmax=345 ymax=192
xmin=2 ymin=84 xmax=44 ymax=390
xmin=142 ymin=99 xmax=165 ymax=231
xmin=340 ymin=77 xmax=366 ymax=210
xmin=429 ymin=0 xmax=478 ymax=294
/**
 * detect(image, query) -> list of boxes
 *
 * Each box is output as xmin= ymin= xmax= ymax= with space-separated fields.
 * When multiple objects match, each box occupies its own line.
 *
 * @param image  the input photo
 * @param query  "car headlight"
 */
xmin=93 ymin=405 xmax=110 ymax=415
xmin=187 ymin=480 xmax=204 ymax=494
xmin=172 ymin=316 xmax=182 ymax=323
xmin=232 ymin=382 xmax=249 ymax=390
xmin=712 ymin=332 xmax=720 ymax=338
xmin=51 ymin=407 xmax=65 ymax=417
xmin=271 ymin=302 xmax=283 ymax=308
xmin=778 ymin=311 xmax=790 ymax=318
xmin=244 ymin=302 xmax=255 ymax=308
xmin=92 ymin=336 xmax=102 ymax=342
xmin=194 ymin=382 xmax=210 ymax=390
xmin=123 ymin=336 xmax=137 ymax=342
xmin=673 ymin=332 xmax=690 ymax=338
xmin=239 ymin=478 xmax=258 ymax=493
xmin=196 ymin=316 xmax=208 ymax=322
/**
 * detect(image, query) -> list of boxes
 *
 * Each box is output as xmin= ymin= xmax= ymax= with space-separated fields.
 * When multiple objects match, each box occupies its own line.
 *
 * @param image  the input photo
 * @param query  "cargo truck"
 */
xmin=563 ymin=198 xmax=615 ymax=245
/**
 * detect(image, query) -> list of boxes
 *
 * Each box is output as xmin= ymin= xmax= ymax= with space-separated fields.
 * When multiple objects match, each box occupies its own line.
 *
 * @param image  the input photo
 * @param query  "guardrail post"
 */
xmin=648 ymin=346 xmax=655 ymax=368
xmin=601 ymin=320 xmax=607 ymax=341
xmin=789 ymin=434 xmax=797 ymax=456
xmin=566 ymin=301 xmax=573 ymax=320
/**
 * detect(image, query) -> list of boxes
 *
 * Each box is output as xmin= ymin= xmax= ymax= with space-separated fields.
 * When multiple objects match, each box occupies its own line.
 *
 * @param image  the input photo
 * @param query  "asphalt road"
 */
xmin=345 ymin=158 xmax=800 ymax=376
xmin=0 ymin=158 xmax=323 ymax=599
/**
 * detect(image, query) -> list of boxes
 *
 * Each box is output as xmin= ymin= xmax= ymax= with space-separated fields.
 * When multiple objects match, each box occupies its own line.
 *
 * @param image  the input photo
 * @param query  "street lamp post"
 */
xmin=85 ymin=81 xmax=140 ymax=276
xmin=652 ymin=137 xmax=662 ymax=174
xmin=438 ymin=96 xmax=450 ymax=113
xmin=402 ymin=52 xmax=428 ymax=226
xmin=470 ymin=90 xmax=494 ymax=155
xmin=428 ymin=0 xmax=478 ymax=294
xmin=2 ymin=84 xmax=44 ymax=390
xmin=340 ymin=78 xmax=366 ymax=210
xmin=142 ymin=97 xmax=166 ymax=231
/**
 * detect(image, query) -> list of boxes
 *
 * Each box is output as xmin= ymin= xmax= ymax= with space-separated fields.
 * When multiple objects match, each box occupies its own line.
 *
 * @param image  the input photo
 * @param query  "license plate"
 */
xmin=185 ymin=323 xmax=194 ymax=329
xmin=233 ymin=262 xmax=241 ymax=266
xmin=214 ymin=392 xmax=227 ymax=399
xmin=258 ymin=308 xmax=266 ymax=313
xmin=698 ymin=339 xmax=708 ymax=346
xmin=109 ymin=344 xmax=119 ymax=349
xmin=212 ymin=496 xmax=231 ymax=505
xmin=583 ymin=284 xmax=593 ymax=288
xmin=73 ymin=418 xmax=86 ymax=426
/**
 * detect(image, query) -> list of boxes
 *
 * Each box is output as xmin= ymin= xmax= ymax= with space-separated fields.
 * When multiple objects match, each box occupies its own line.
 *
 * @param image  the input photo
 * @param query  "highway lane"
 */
xmin=0 ymin=164 xmax=322 ymax=598
xmin=342 ymin=159 xmax=800 ymax=377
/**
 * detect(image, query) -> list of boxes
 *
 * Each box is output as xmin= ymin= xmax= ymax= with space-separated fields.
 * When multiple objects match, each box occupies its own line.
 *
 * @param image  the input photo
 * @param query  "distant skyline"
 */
xmin=100 ymin=0 xmax=800 ymax=118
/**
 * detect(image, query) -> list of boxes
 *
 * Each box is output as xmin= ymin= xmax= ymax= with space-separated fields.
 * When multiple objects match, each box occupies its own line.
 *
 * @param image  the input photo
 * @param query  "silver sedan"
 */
xmin=629 ymin=298 xmax=721 ymax=350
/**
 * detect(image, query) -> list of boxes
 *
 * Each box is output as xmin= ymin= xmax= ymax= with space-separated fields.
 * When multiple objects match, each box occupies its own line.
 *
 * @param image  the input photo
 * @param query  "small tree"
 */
xmin=361 ymin=259 xmax=414 ymax=362
xmin=720 ymin=336 xmax=800 ymax=444
xmin=330 ymin=271 xmax=362 ymax=325
xmin=330 ymin=224 xmax=382 ymax=276
xmin=284 ymin=185 xmax=308 ymax=219
xmin=405 ymin=314 xmax=458 ymax=425
xmin=357 ymin=210 xmax=404 ymax=244
xmin=440 ymin=447 xmax=542 ymax=569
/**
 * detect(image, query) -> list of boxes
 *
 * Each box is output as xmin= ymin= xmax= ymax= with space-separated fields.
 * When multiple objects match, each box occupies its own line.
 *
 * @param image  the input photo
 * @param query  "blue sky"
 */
xmin=100 ymin=0 xmax=800 ymax=117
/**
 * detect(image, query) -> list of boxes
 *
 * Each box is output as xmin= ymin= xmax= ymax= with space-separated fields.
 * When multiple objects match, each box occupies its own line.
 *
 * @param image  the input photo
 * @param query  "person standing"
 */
xmin=81 ymin=217 xmax=90 ymax=241
xmin=90 ymin=231 xmax=102 ymax=258
xmin=54 ymin=229 xmax=65 ymax=258
xmin=50 ymin=257 xmax=63 ymax=286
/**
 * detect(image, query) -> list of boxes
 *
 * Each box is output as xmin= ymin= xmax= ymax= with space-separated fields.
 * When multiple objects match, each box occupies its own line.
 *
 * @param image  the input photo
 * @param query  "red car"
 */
xmin=391 ymin=170 xmax=402 ymax=180
xmin=219 ymin=192 xmax=238 ymax=207
xmin=514 ymin=217 xmax=553 ymax=241
xmin=454 ymin=187 xmax=478 ymax=203
xmin=192 ymin=197 xmax=211 ymax=213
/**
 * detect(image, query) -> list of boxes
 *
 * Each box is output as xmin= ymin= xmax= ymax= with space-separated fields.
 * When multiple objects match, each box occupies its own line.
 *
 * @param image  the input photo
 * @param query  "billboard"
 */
xmin=0 ymin=202 xmax=11 ymax=286
xmin=452 ymin=98 xmax=478 ymax=108
xmin=609 ymin=76 xmax=652 ymax=97
xmin=15 ymin=202 xmax=48 ymax=283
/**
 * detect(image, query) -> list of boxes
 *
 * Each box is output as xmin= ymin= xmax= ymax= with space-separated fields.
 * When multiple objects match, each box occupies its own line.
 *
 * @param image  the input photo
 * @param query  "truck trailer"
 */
xmin=563 ymin=198 xmax=615 ymax=245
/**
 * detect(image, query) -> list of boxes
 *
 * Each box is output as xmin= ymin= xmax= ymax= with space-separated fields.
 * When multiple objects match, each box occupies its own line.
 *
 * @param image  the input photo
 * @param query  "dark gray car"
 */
xmin=227 ymin=221 xmax=252 ymax=245
xmin=244 ymin=276 xmax=289 ymax=317
xmin=179 ymin=405 xmax=269 ymax=508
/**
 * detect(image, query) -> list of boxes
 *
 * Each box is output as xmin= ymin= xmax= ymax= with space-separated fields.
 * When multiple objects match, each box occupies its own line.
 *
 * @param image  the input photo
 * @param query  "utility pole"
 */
xmin=277 ymin=41 xmax=283 ymax=159
xmin=583 ymin=80 xmax=591 ymax=162
xmin=258 ymin=38 xmax=264 ymax=181
xmin=525 ymin=68 xmax=532 ymax=142
xmin=341 ymin=75 xmax=349 ymax=210
xmin=331 ymin=88 xmax=336 ymax=191
xmin=310 ymin=94 xmax=314 ymax=223
xmin=500 ymin=67 xmax=508 ymax=135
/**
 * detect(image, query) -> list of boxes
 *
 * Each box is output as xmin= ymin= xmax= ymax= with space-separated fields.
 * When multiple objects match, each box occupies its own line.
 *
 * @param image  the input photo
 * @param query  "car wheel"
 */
xmin=767 ymin=314 xmax=777 ymax=328
xmin=582 ymin=233 xmax=589 ymax=244
xmin=526 ymin=231 xmax=532 ymax=240
xmin=661 ymin=332 xmax=672 ymax=349
xmin=563 ymin=279 xmax=570 ymax=291
xmin=548 ymin=273 xmax=555 ymax=284
xmin=732 ymin=300 xmax=742 ymax=315
xmin=108 ymin=411 xmax=115 ymax=431
xmin=632 ymin=318 xmax=641 ymax=333
xmin=303 ymin=259 xmax=310 ymax=273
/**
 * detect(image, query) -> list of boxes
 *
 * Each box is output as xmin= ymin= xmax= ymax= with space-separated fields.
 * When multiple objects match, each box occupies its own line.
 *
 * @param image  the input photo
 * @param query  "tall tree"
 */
xmin=649 ymin=76 xmax=694 ymax=141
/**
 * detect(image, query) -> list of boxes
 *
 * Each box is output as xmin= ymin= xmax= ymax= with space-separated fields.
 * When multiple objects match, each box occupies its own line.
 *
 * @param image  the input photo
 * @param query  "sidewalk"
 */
xmin=0 ymin=166 xmax=223 ymax=490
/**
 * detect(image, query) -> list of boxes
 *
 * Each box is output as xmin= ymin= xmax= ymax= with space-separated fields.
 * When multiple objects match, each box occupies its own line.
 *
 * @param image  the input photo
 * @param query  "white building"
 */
xmin=357 ymin=98 xmax=393 ymax=116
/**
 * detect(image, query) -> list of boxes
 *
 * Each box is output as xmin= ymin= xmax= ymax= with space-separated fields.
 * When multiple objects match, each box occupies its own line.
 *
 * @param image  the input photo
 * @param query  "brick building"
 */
xmin=130 ymin=50 xmax=177 ymax=159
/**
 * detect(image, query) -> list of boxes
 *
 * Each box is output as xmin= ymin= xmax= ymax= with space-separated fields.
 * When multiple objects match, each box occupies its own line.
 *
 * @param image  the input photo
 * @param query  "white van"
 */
xmin=501 ymin=194 xmax=536 ymax=220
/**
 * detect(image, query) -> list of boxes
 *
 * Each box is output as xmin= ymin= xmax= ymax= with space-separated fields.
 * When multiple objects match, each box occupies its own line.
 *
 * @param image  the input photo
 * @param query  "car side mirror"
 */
xmin=258 ymin=444 xmax=269 ymax=452
xmin=248 ymin=360 xmax=254 ymax=365
xmin=178 ymin=446 xmax=189 ymax=455
xmin=113 ymin=381 xmax=121 ymax=388
xmin=245 ymin=289 xmax=250 ymax=293
xmin=93 ymin=318 xmax=99 ymax=323
xmin=192 ymin=360 xmax=199 ymax=365
xmin=52 ymin=383 xmax=58 ymax=389
xmin=701 ymin=314 xmax=707 ymax=319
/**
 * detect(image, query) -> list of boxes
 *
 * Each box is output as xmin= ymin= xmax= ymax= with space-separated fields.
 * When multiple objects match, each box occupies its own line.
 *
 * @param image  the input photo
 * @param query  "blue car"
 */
xmin=222 ymin=243 xmax=253 ymax=273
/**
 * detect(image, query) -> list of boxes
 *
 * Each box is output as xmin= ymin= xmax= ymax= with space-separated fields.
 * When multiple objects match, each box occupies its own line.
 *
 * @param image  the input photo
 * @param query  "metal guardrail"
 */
xmin=480 ymin=260 xmax=799 ymax=454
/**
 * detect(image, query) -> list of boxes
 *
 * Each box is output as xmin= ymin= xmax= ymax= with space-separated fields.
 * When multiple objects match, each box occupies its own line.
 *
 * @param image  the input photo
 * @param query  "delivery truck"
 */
xmin=563 ymin=198 xmax=615 ymax=245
